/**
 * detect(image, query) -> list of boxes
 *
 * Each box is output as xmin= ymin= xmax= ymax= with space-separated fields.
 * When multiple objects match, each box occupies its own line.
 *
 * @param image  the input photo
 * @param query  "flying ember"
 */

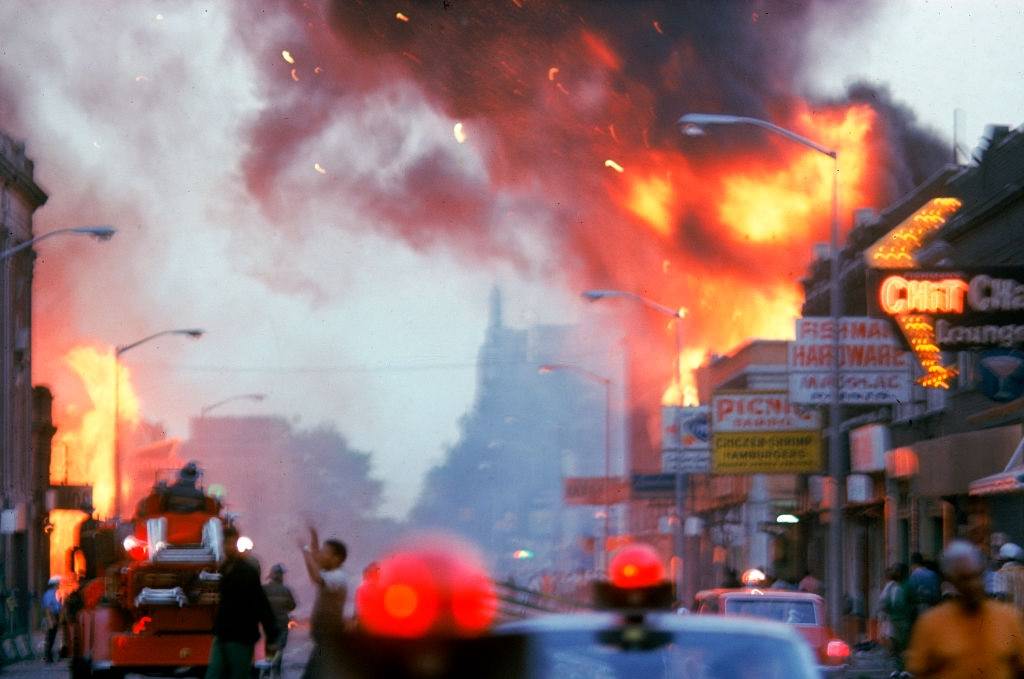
xmin=453 ymin=122 xmax=467 ymax=144
xmin=281 ymin=49 xmax=294 ymax=64
xmin=604 ymin=159 xmax=624 ymax=173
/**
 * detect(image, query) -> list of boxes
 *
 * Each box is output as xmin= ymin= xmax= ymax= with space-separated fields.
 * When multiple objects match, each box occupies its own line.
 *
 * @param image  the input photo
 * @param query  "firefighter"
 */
xmin=263 ymin=564 xmax=296 ymax=678
xmin=207 ymin=525 xmax=279 ymax=679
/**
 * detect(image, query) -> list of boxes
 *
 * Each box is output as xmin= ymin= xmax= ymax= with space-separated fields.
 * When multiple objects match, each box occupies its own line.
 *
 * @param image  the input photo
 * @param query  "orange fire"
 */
xmin=718 ymin=105 xmax=875 ymax=244
xmin=605 ymin=103 xmax=880 ymax=408
xmin=48 ymin=345 xmax=140 ymax=575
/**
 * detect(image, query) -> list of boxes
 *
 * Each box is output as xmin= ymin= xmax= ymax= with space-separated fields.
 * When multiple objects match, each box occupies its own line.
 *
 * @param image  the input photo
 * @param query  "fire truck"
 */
xmin=67 ymin=466 xmax=229 ymax=678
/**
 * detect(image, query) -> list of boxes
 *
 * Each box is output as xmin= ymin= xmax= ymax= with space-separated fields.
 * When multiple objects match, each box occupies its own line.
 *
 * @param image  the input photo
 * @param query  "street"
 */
xmin=1 ymin=628 xmax=313 ymax=678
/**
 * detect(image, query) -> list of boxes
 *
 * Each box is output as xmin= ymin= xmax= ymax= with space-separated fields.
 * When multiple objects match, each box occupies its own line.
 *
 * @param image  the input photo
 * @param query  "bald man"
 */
xmin=905 ymin=540 xmax=1024 ymax=679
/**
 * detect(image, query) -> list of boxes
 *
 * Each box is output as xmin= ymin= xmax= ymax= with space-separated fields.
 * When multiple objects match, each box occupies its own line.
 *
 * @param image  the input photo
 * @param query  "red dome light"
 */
xmin=356 ymin=534 xmax=496 ymax=638
xmin=608 ymin=544 xmax=665 ymax=589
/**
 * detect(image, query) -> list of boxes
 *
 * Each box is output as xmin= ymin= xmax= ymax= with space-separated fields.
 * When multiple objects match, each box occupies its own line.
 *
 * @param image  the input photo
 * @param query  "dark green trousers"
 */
xmin=205 ymin=638 xmax=254 ymax=679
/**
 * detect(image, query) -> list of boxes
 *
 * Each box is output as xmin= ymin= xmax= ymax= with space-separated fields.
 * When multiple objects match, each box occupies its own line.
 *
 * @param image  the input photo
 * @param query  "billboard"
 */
xmin=630 ymin=473 xmax=677 ymax=499
xmin=849 ymin=423 xmax=890 ymax=473
xmin=788 ymin=317 xmax=912 ymax=404
xmin=711 ymin=391 xmax=822 ymax=474
xmin=563 ymin=477 xmax=629 ymax=506
xmin=661 ymin=405 xmax=711 ymax=473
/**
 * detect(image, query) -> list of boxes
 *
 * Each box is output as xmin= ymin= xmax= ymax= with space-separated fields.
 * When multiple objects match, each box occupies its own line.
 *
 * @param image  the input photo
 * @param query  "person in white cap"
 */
xmin=994 ymin=542 xmax=1024 ymax=613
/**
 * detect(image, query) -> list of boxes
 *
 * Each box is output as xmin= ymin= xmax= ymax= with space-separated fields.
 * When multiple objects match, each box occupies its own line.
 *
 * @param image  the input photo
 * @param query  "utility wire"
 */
xmin=128 ymin=353 xmax=614 ymax=375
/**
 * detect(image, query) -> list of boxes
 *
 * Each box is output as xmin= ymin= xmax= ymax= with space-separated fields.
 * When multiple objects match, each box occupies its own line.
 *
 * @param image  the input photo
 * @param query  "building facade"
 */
xmin=799 ymin=123 xmax=1024 ymax=638
xmin=413 ymin=287 xmax=629 ymax=579
xmin=0 ymin=131 xmax=48 ymax=646
xmin=690 ymin=340 xmax=806 ymax=593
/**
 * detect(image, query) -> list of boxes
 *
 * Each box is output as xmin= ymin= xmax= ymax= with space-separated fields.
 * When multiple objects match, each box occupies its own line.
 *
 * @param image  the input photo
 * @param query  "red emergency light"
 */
xmin=356 ymin=536 xmax=497 ymax=639
xmin=609 ymin=544 xmax=666 ymax=589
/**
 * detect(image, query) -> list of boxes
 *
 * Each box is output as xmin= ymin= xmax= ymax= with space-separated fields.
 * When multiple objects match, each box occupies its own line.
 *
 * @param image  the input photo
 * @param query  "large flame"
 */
xmin=48 ymin=346 xmax=140 ymax=575
xmin=609 ymin=105 xmax=879 ymax=406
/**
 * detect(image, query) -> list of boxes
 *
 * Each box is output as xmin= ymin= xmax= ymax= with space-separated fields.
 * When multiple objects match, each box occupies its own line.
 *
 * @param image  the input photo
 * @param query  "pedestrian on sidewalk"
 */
xmin=985 ymin=532 xmax=1009 ymax=596
xmin=905 ymin=540 xmax=1024 ymax=678
xmin=263 ymin=564 xmax=297 ymax=678
xmin=798 ymin=570 xmax=822 ymax=596
xmin=298 ymin=525 xmax=348 ymax=679
xmin=994 ymin=543 xmax=1024 ymax=611
xmin=908 ymin=552 xmax=941 ymax=617
xmin=206 ymin=525 xmax=279 ymax=679
xmin=40 ymin=577 xmax=62 ymax=663
xmin=878 ymin=563 xmax=913 ymax=667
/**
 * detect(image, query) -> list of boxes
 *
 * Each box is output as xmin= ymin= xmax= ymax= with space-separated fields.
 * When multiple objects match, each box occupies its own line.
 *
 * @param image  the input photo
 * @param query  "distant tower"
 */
xmin=488 ymin=285 xmax=504 ymax=331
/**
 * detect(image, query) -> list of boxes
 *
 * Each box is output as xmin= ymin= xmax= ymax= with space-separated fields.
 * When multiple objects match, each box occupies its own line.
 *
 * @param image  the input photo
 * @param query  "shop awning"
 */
xmin=907 ymin=424 xmax=1022 ymax=496
xmin=970 ymin=435 xmax=1024 ymax=496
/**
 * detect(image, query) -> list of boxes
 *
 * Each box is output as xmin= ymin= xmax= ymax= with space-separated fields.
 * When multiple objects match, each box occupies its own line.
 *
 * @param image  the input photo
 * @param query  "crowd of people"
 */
xmin=875 ymin=540 xmax=1024 ymax=677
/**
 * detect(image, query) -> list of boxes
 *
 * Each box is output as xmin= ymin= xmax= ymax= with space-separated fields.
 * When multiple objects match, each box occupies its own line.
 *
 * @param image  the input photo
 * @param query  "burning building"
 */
xmin=0 ymin=129 xmax=48 ymax=639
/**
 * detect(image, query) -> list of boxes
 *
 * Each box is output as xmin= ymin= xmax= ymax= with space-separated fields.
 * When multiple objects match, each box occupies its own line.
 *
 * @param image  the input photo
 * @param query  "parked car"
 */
xmin=695 ymin=587 xmax=850 ymax=676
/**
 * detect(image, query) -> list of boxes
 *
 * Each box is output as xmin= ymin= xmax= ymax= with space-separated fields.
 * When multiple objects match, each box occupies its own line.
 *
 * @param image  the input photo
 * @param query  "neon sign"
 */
xmin=879 ymin=276 xmax=969 ymax=315
xmin=878 ymin=274 xmax=1024 ymax=316
xmin=870 ymin=268 xmax=1024 ymax=389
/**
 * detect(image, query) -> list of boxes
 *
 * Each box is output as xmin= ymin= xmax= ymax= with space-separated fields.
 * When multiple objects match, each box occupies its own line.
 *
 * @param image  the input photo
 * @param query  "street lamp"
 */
xmin=113 ymin=328 xmax=205 ymax=518
xmin=581 ymin=289 xmax=688 ymax=599
xmin=200 ymin=393 xmax=267 ymax=418
xmin=539 ymin=363 xmax=613 ymax=571
xmin=677 ymin=112 xmax=843 ymax=632
xmin=0 ymin=226 xmax=116 ymax=261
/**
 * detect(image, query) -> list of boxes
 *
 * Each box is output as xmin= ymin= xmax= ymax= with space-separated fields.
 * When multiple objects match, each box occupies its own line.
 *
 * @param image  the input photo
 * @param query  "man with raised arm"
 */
xmin=298 ymin=524 xmax=348 ymax=678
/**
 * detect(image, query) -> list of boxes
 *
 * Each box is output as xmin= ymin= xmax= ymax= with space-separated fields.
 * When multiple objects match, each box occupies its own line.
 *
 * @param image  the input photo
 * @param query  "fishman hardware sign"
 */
xmin=868 ymin=267 xmax=1024 ymax=388
xmin=711 ymin=391 xmax=822 ymax=474
xmin=788 ymin=317 xmax=911 ymax=405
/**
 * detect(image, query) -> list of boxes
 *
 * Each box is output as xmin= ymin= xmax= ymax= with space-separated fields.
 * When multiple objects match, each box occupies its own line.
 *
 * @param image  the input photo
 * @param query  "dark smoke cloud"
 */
xmin=843 ymin=82 xmax=953 ymax=195
xmin=227 ymin=0 xmax=949 ymax=460
xmin=234 ymin=1 xmax=941 ymax=270
xmin=0 ymin=0 xmax=958 ymax=511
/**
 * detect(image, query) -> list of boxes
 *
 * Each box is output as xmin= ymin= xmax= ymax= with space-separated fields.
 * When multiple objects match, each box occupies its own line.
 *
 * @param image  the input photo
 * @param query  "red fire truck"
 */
xmin=67 ymin=466 xmax=231 ymax=678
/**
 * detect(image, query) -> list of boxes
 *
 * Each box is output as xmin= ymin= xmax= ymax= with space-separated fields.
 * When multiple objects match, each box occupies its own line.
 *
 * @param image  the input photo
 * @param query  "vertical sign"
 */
xmin=661 ymin=405 xmax=711 ymax=473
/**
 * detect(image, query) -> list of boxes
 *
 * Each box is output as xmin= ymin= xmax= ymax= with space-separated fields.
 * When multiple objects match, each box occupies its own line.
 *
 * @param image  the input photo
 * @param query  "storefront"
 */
xmin=894 ymin=424 xmax=1023 ymax=554
xmin=969 ymin=434 xmax=1024 ymax=545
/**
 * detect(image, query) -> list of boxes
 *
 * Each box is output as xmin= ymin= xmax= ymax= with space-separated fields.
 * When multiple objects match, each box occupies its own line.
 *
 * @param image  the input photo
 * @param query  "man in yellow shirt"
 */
xmin=905 ymin=540 xmax=1024 ymax=679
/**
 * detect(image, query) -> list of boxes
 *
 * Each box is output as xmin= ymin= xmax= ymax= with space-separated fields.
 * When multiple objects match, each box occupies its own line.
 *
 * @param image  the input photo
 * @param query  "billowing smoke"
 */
xmin=229 ymin=0 xmax=947 ymax=456
xmin=0 ymin=1 xmax=950 ymax=516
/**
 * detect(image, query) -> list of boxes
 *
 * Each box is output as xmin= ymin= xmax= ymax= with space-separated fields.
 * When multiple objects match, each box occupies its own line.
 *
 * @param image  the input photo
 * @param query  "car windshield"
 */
xmin=519 ymin=628 xmax=818 ymax=679
xmin=724 ymin=598 xmax=818 ymax=625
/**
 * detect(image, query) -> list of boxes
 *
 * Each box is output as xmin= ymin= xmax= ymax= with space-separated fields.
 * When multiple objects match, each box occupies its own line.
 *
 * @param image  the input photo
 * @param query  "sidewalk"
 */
xmin=847 ymin=644 xmax=900 ymax=678
xmin=0 ymin=658 xmax=65 ymax=678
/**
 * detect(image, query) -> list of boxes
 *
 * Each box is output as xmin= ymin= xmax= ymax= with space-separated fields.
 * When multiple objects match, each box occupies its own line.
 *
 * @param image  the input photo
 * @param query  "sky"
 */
xmin=2 ymin=1 xmax=1022 ymax=519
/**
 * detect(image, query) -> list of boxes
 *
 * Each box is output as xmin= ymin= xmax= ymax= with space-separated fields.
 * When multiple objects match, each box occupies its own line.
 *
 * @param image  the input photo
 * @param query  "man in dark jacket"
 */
xmin=263 ymin=564 xmax=297 ymax=678
xmin=206 ymin=525 xmax=279 ymax=679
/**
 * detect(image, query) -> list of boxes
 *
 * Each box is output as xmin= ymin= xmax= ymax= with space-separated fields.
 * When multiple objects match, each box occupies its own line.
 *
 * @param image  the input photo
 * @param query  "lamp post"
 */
xmin=113 ymin=328 xmax=205 ymax=518
xmin=539 ymin=363 xmax=613 ymax=571
xmin=581 ymin=289 xmax=688 ymax=598
xmin=677 ymin=112 xmax=843 ymax=632
xmin=199 ymin=393 xmax=267 ymax=418
xmin=0 ymin=226 xmax=115 ymax=260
